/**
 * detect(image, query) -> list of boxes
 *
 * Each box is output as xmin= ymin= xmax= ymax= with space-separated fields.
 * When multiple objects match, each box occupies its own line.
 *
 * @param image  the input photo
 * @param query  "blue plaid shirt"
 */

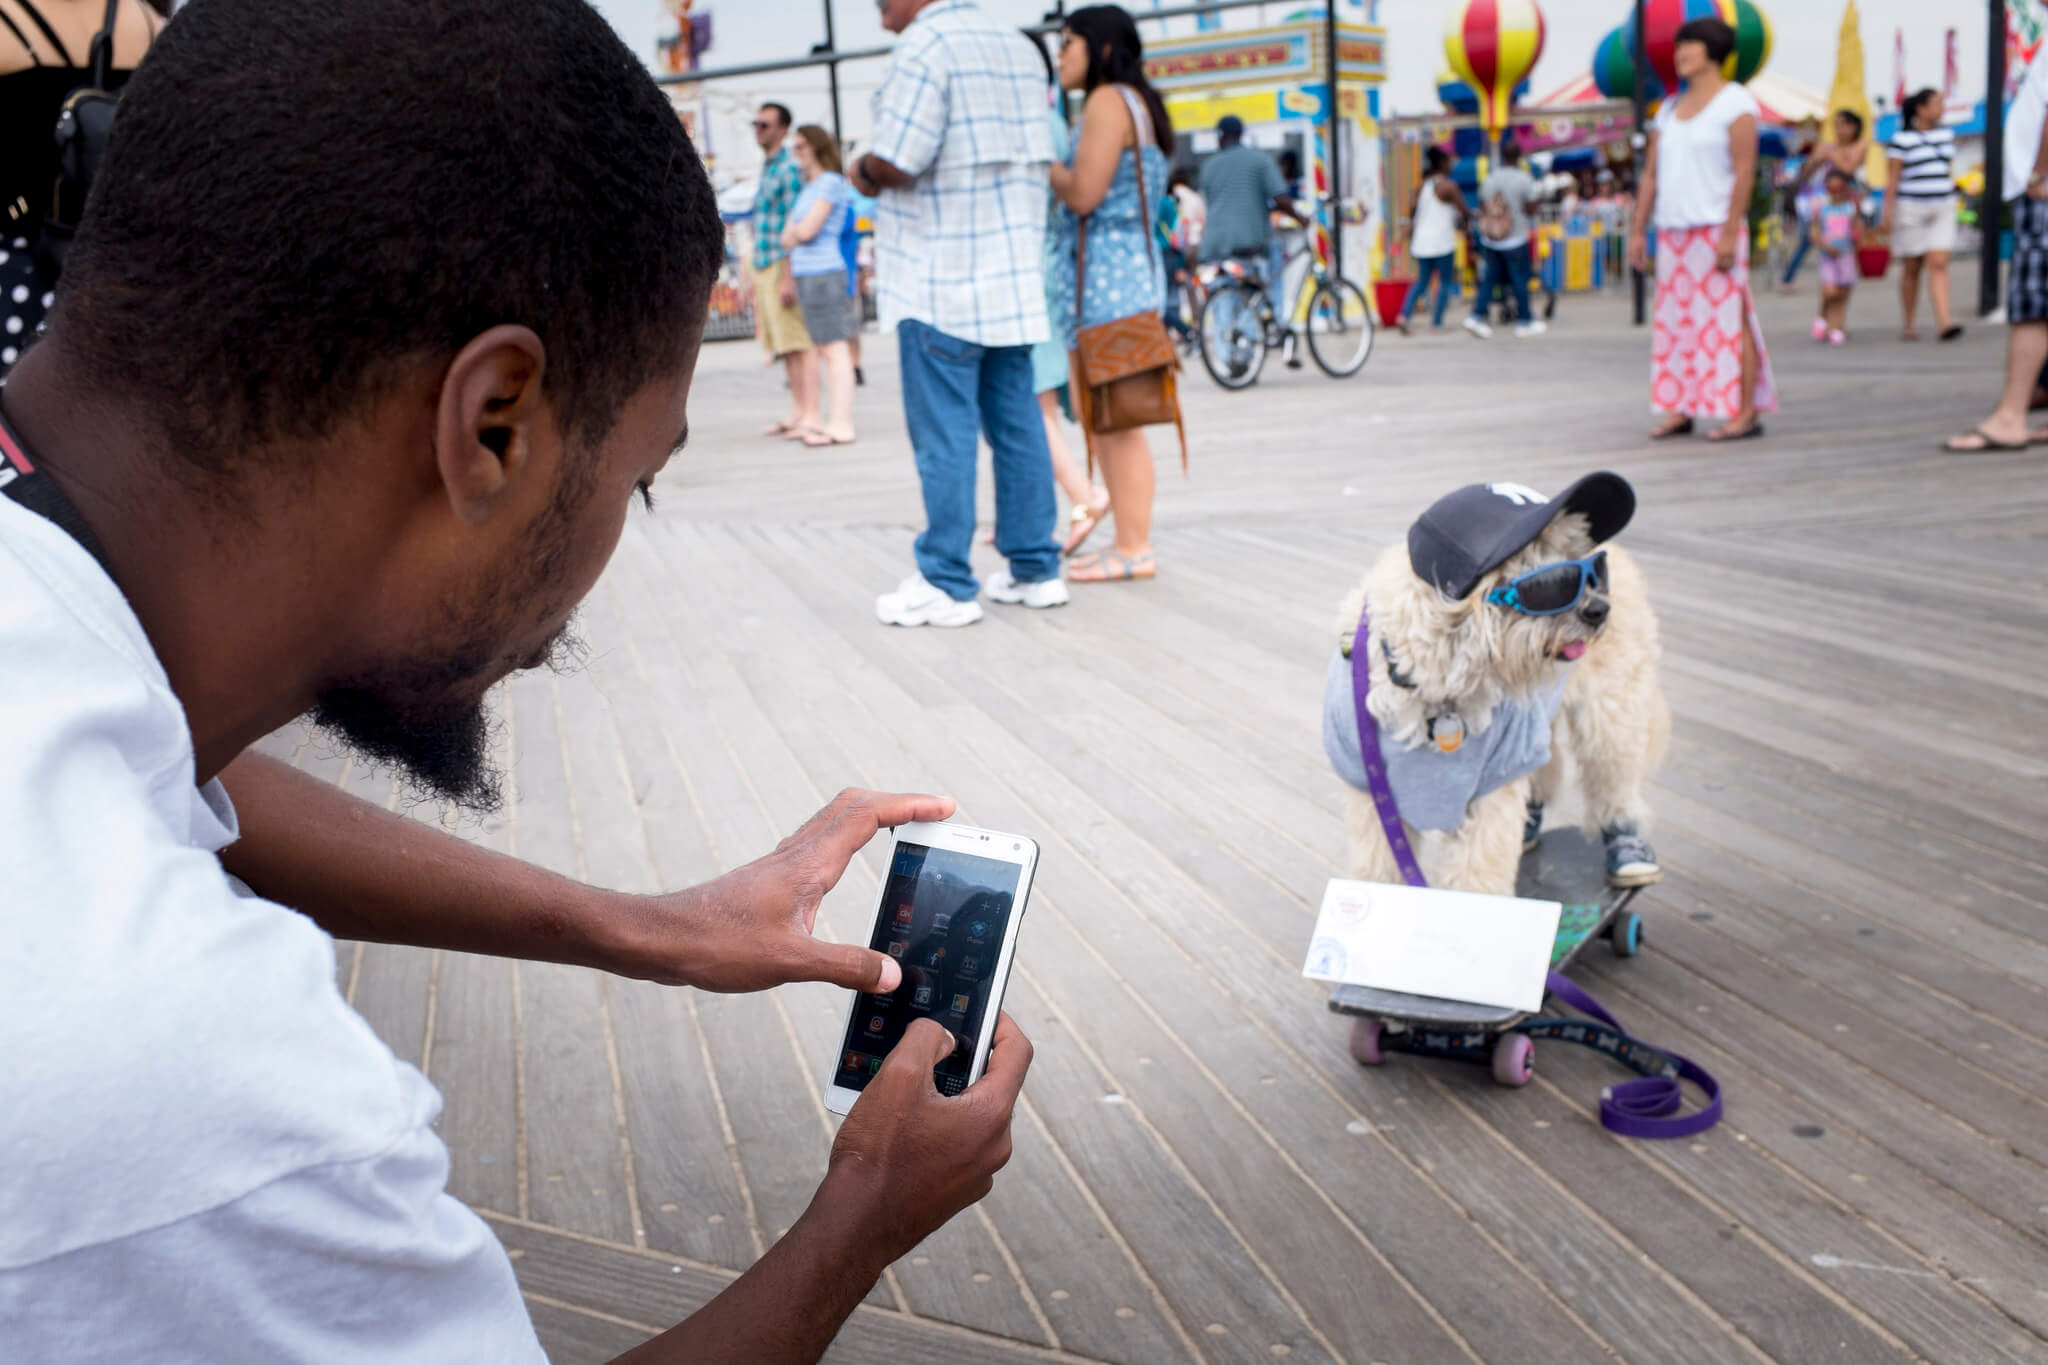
xmin=751 ymin=146 xmax=803 ymax=272
xmin=867 ymin=0 xmax=1054 ymax=346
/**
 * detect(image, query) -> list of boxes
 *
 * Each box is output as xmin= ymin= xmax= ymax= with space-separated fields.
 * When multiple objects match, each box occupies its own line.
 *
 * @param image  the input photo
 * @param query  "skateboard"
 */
xmin=1327 ymin=828 xmax=1646 ymax=1087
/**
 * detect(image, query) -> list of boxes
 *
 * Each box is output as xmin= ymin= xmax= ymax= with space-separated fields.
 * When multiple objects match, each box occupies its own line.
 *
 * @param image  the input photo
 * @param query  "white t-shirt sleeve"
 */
xmin=4 ymin=1116 xmax=544 ymax=1364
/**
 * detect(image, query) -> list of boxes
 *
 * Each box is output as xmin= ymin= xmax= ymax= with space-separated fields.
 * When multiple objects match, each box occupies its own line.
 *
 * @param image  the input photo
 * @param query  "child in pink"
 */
xmin=1811 ymin=168 xmax=1862 ymax=345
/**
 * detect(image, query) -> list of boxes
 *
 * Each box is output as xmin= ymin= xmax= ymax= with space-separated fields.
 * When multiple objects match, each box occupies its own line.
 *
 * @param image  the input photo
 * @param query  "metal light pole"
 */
xmin=1631 ymin=0 xmax=1648 ymax=325
xmin=814 ymin=0 xmax=843 ymax=145
xmin=1324 ymin=0 xmax=1343 ymax=278
xmin=1983 ymin=0 xmax=2007 ymax=317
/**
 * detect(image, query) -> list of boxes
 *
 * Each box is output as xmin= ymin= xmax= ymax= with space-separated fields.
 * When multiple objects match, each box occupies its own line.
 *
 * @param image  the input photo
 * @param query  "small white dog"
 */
xmin=1323 ymin=474 xmax=1669 ymax=897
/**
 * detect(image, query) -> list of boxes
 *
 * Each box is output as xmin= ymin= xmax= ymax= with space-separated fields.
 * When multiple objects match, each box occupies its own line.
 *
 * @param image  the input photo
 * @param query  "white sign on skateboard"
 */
xmin=1302 ymin=879 xmax=1563 ymax=1015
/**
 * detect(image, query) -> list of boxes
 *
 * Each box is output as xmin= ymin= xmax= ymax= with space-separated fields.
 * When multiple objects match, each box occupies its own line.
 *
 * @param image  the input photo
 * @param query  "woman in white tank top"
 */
xmin=1400 ymin=146 xmax=1468 ymax=334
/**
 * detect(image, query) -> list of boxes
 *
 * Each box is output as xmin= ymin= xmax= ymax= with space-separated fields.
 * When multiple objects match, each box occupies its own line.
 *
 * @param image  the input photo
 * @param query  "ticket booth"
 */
xmin=1142 ymin=10 xmax=1389 ymax=286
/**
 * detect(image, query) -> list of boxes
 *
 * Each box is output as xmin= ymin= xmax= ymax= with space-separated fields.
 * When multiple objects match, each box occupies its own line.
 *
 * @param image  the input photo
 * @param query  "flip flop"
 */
xmin=1942 ymin=426 xmax=2028 ymax=452
xmin=1939 ymin=325 xmax=1965 ymax=342
xmin=1707 ymin=421 xmax=1765 ymax=442
xmin=763 ymin=419 xmax=799 ymax=436
xmin=1650 ymin=417 xmax=1695 ymax=440
xmin=1068 ymin=549 xmax=1156 ymax=583
xmin=801 ymin=431 xmax=855 ymax=447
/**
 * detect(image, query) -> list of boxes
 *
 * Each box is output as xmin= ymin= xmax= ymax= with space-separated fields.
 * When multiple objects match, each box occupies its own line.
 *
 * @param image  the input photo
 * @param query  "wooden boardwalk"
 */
xmin=261 ymin=284 xmax=2048 ymax=1363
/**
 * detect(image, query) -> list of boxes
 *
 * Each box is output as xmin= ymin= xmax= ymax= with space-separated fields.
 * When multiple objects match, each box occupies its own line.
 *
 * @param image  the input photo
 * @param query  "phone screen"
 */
xmin=833 ymin=841 xmax=1021 ymax=1098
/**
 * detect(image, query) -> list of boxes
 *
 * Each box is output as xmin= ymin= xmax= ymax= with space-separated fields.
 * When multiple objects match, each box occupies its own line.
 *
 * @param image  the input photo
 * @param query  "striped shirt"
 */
xmin=1888 ymin=126 xmax=1957 ymax=200
xmin=867 ymin=0 xmax=1055 ymax=346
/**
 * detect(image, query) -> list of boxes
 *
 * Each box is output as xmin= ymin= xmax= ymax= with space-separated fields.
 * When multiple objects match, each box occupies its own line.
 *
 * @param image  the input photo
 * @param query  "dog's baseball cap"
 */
xmin=1407 ymin=472 xmax=1635 ymax=600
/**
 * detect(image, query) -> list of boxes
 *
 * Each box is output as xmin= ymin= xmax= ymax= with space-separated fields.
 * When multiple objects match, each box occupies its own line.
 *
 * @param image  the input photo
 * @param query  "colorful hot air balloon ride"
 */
xmin=1443 ymin=0 xmax=1547 ymax=144
xmin=1622 ymin=0 xmax=1772 ymax=94
xmin=1720 ymin=0 xmax=1771 ymax=84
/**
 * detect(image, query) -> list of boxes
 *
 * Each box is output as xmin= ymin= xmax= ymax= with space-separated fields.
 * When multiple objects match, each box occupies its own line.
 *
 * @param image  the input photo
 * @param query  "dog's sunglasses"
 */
xmin=1485 ymin=550 xmax=1607 ymax=616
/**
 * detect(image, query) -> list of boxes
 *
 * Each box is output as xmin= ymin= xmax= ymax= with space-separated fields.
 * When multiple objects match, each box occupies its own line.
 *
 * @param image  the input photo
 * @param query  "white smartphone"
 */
xmin=823 ymin=821 xmax=1038 ymax=1114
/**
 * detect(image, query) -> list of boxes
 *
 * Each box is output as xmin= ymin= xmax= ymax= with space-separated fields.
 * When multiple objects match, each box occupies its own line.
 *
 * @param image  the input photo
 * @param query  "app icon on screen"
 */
xmin=866 ymin=1014 xmax=887 ymax=1034
xmin=958 ymin=955 xmax=981 ymax=978
xmin=868 ymin=1055 xmax=884 ymax=1075
xmin=951 ymin=993 xmax=971 ymax=1013
xmin=894 ymin=903 xmax=914 ymax=925
xmin=932 ymin=912 xmax=952 ymax=934
xmin=887 ymin=940 xmax=906 ymax=958
xmin=925 ymin=946 xmax=948 ymax=967
xmin=843 ymin=1050 xmax=864 ymax=1073
xmin=912 ymin=984 xmax=933 ymax=1008
xmin=968 ymin=919 xmax=989 ymax=941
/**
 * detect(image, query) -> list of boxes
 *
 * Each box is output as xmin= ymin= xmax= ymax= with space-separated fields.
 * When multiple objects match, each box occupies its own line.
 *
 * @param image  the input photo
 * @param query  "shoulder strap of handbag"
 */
xmin=1071 ymin=87 xmax=1186 ymax=476
xmin=9 ymin=0 xmax=77 ymax=66
xmin=88 ymin=0 xmax=122 ymax=89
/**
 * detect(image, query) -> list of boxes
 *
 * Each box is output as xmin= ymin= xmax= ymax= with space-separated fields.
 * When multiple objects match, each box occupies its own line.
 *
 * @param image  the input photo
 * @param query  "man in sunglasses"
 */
xmin=750 ymin=100 xmax=822 ymax=438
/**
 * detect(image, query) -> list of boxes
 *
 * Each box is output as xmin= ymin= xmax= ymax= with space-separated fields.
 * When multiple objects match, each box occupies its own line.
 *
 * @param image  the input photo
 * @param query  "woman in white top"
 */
xmin=1882 ymin=88 xmax=1964 ymax=342
xmin=1399 ymin=145 xmax=1469 ymax=334
xmin=1630 ymin=17 xmax=1776 ymax=442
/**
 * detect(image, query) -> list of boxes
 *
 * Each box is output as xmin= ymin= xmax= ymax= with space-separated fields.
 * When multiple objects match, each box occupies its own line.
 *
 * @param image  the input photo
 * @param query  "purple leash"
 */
xmin=1349 ymin=604 xmax=1722 ymax=1139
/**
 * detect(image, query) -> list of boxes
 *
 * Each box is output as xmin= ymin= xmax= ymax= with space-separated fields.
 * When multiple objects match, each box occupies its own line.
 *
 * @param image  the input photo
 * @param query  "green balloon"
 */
xmin=1724 ymin=0 xmax=1771 ymax=84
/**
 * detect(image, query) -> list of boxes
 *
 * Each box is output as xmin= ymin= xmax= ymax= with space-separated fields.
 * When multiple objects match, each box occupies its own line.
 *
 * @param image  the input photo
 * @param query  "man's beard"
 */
xmin=308 ymin=463 xmax=597 ymax=812
xmin=308 ymin=622 xmax=583 ymax=813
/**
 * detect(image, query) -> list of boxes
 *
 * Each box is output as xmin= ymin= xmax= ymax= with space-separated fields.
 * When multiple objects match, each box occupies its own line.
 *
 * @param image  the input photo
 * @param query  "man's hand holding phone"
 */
xmin=827 ymin=1014 xmax=1033 ymax=1258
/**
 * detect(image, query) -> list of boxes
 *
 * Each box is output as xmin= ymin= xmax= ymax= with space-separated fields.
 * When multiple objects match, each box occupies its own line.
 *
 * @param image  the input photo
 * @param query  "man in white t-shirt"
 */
xmin=0 ymin=2 xmax=1030 ymax=1361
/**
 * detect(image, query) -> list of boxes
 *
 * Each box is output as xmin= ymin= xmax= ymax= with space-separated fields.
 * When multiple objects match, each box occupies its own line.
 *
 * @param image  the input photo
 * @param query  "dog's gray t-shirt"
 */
xmin=1322 ymin=650 xmax=1568 ymax=831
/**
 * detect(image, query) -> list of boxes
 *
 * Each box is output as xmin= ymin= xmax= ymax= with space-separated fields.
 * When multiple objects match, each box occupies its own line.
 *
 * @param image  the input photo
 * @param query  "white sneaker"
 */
xmin=1515 ymin=320 xmax=1548 ymax=338
xmin=1461 ymin=315 xmax=1493 ymax=339
xmin=984 ymin=568 xmax=1070 ymax=609
xmin=875 ymin=574 xmax=983 ymax=628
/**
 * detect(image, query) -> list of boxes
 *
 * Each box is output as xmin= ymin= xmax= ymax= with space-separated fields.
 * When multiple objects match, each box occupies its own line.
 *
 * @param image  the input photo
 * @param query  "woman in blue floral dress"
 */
xmin=1049 ymin=6 xmax=1173 ymax=583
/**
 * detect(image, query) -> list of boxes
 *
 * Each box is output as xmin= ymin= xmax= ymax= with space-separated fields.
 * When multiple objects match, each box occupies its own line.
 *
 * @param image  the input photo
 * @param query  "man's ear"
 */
xmin=434 ymin=325 xmax=548 ymax=525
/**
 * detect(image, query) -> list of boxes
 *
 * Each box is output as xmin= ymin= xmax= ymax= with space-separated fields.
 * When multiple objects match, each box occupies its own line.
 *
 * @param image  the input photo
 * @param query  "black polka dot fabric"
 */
xmin=0 ymin=235 xmax=55 ymax=378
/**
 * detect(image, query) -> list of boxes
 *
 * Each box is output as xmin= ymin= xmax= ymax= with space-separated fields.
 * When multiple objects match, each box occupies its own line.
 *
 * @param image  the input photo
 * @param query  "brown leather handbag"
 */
xmin=1070 ymin=87 xmax=1187 ymax=477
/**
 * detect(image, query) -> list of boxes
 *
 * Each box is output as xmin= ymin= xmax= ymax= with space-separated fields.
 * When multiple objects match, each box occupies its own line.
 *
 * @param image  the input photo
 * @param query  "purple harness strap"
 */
xmin=1348 ymin=604 xmax=1722 ymax=1139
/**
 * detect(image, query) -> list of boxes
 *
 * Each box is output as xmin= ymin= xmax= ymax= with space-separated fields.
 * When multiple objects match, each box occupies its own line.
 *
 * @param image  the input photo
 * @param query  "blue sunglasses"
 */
xmin=1486 ymin=550 xmax=1607 ymax=615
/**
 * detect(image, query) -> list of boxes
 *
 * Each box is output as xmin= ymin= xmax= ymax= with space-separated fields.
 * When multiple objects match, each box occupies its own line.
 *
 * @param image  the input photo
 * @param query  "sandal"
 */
xmin=801 ymin=430 xmax=855 ymax=447
xmin=1942 ymin=426 xmax=2028 ymax=453
xmin=1650 ymin=416 xmax=1694 ymax=440
xmin=1062 ymin=489 xmax=1112 ymax=557
xmin=1068 ymin=549 xmax=1156 ymax=583
xmin=764 ymin=418 xmax=800 ymax=436
xmin=1706 ymin=419 xmax=1765 ymax=442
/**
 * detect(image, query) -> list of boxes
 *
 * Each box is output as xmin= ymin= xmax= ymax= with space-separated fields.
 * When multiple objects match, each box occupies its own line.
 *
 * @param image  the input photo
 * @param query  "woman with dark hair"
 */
xmin=1630 ymin=16 xmax=1775 ymax=442
xmin=1882 ymin=87 xmax=1963 ymax=341
xmin=1399 ymin=145 xmax=1467 ymax=334
xmin=1778 ymin=107 xmax=1867 ymax=292
xmin=1048 ymin=5 xmax=1174 ymax=583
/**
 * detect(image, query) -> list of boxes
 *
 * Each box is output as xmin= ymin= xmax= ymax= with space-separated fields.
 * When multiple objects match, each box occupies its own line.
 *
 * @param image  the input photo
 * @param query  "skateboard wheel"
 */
xmin=1491 ymin=1033 xmax=1535 ymax=1087
xmin=1611 ymin=911 xmax=1643 ymax=958
xmin=1348 ymin=1017 xmax=1386 ymax=1066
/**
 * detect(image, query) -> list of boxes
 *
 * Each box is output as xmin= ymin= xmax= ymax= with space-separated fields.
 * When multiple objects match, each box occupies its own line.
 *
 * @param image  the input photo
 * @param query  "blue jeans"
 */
xmin=1472 ymin=244 xmax=1532 ymax=324
xmin=897 ymin=319 xmax=1059 ymax=601
xmin=1780 ymin=230 xmax=1811 ymax=285
xmin=1402 ymin=253 xmax=1457 ymax=327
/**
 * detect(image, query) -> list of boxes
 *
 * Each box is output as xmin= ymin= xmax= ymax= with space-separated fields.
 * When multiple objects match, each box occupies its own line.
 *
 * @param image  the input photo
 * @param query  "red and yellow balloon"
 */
xmin=1443 ymin=0 xmax=1548 ymax=140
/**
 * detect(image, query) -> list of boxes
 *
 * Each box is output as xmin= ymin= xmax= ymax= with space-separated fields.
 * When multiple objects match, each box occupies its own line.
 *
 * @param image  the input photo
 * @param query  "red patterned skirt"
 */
xmin=1650 ymin=226 xmax=1777 ymax=419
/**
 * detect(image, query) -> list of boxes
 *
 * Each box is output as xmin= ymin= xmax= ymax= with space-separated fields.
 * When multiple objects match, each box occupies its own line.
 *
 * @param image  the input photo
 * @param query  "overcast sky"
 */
xmin=591 ymin=0 xmax=1996 ymax=166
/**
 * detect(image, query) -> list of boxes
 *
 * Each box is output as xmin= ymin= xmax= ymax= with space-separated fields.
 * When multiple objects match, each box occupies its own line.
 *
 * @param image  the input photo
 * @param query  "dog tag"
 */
xmin=1430 ymin=713 xmax=1465 ymax=753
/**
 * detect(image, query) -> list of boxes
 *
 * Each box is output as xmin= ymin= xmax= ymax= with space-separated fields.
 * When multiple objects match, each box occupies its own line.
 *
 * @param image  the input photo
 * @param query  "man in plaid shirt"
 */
xmin=852 ymin=0 xmax=1064 ymax=627
xmin=750 ymin=102 xmax=820 ymax=436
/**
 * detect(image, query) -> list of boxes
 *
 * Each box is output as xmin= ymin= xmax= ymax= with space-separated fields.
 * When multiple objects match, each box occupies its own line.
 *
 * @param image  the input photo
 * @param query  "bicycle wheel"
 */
xmin=1305 ymin=277 xmax=1375 ymax=378
xmin=1197 ymin=279 xmax=1268 ymax=390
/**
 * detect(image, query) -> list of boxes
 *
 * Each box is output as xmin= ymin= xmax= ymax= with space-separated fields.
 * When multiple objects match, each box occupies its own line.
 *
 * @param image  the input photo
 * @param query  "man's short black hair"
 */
xmin=1674 ymin=17 xmax=1736 ymax=65
xmin=1834 ymin=108 xmax=1865 ymax=138
xmin=58 ymin=0 xmax=722 ymax=471
xmin=760 ymin=102 xmax=793 ymax=129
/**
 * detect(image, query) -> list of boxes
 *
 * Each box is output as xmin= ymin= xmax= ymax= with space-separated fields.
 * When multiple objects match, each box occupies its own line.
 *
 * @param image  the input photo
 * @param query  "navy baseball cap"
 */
xmin=1407 ymin=473 xmax=1636 ymax=600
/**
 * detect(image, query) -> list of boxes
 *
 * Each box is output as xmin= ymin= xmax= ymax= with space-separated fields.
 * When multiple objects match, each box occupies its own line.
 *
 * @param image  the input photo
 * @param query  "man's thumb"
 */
xmin=801 ymin=939 xmax=901 ymax=995
xmin=896 ymin=1017 xmax=957 ymax=1072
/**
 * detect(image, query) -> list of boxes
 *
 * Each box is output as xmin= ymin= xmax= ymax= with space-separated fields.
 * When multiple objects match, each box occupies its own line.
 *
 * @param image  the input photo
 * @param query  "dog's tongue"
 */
xmin=1559 ymin=641 xmax=1588 ymax=662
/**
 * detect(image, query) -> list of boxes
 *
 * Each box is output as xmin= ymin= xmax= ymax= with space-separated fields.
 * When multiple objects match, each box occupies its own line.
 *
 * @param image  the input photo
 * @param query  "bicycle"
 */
xmin=1194 ymin=234 xmax=1374 ymax=389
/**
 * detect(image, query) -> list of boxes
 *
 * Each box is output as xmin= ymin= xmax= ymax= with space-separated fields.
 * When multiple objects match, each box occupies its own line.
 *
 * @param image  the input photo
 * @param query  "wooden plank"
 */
xmin=505 ymin=670 xmax=636 ymax=1243
xmin=491 ymin=1214 xmax=1113 ymax=1365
